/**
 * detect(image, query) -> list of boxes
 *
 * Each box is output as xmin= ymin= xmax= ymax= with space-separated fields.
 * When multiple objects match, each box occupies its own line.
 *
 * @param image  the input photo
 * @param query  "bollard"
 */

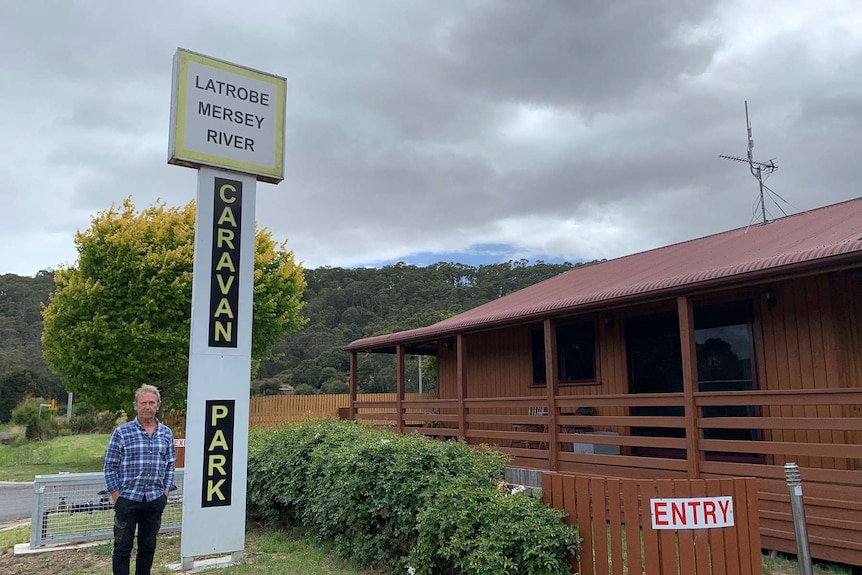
xmin=784 ymin=463 xmax=813 ymax=575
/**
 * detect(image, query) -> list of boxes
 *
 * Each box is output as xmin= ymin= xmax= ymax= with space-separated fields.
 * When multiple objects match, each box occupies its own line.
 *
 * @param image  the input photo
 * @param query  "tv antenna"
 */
xmin=720 ymin=101 xmax=778 ymax=224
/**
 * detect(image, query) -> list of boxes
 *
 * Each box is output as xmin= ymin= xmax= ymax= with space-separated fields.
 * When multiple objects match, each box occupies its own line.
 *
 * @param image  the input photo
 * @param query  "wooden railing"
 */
xmin=353 ymin=389 xmax=862 ymax=474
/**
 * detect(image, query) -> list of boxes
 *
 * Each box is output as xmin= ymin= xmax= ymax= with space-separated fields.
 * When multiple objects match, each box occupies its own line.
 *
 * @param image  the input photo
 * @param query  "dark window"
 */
xmin=695 ymin=301 xmax=762 ymax=462
xmin=558 ymin=322 xmax=596 ymax=383
xmin=626 ymin=312 xmax=686 ymax=456
xmin=625 ymin=302 xmax=761 ymax=462
xmin=695 ymin=302 xmax=754 ymax=384
xmin=531 ymin=321 xmax=596 ymax=385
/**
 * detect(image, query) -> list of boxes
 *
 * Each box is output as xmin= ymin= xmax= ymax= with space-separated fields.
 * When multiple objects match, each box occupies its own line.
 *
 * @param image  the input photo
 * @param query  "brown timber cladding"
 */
xmin=428 ymin=272 xmax=862 ymax=565
xmin=542 ymin=474 xmax=761 ymax=575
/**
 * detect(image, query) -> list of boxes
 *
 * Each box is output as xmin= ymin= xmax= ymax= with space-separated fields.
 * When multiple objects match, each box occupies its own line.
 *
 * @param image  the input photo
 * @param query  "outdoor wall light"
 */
xmin=762 ymin=288 xmax=778 ymax=310
xmin=602 ymin=314 xmax=616 ymax=330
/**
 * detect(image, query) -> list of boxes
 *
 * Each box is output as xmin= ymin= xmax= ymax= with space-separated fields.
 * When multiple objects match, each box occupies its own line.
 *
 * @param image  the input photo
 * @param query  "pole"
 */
xmin=418 ymin=355 xmax=423 ymax=395
xmin=66 ymin=392 xmax=73 ymax=422
xmin=784 ymin=463 xmax=814 ymax=575
xmin=758 ymin=166 xmax=766 ymax=224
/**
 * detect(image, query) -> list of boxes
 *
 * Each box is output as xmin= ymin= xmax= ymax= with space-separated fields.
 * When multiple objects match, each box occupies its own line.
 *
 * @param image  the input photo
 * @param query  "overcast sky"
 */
xmin=2 ymin=1 xmax=861 ymax=277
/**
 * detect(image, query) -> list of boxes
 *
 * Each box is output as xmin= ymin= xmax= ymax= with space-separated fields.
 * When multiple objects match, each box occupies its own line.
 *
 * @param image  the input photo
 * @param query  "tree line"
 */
xmin=0 ymin=258 xmax=585 ymax=420
xmin=253 ymin=259 xmax=580 ymax=395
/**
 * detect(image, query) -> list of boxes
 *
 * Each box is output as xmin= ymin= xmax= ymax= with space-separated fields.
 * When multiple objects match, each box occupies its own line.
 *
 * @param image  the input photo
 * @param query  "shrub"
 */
xmin=246 ymin=419 xmax=579 ymax=574
xmin=11 ymin=399 xmax=62 ymax=441
xmin=70 ymin=410 xmax=119 ymax=434
xmin=247 ymin=418 xmax=363 ymax=527
xmin=410 ymin=478 xmax=579 ymax=574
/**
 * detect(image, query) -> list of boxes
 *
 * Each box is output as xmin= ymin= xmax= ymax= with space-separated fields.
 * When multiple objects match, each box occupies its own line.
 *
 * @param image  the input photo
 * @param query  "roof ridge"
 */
xmin=594 ymin=196 xmax=862 ymax=267
xmin=347 ymin=196 xmax=862 ymax=351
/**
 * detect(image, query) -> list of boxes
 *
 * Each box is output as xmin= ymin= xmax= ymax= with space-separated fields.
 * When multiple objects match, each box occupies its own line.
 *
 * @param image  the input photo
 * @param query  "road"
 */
xmin=0 ymin=482 xmax=34 ymax=524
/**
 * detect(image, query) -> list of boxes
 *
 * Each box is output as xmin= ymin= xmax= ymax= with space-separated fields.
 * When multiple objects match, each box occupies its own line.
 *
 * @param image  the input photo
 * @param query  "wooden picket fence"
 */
xmin=541 ymin=474 xmax=761 ymax=575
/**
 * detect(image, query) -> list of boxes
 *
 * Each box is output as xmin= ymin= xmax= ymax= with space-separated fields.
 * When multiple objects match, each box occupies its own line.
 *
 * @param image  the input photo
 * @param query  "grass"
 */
xmin=596 ymin=522 xmax=851 ymax=575
xmin=762 ymin=551 xmax=852 ymax=575
xmin=0 ymin=526 xmax=30 ymax=554
xmin=0 ymin=433 xmax=376 ymax=573
xmin=2 ymin=522 xmax=852 ymax=575
xmin=1 ymin=434 xmax=856 ymax=574
xmin=0 ymin=434 xmax=108 ymax=481
xmin=0 ymin=525 xmax=378 ymax=575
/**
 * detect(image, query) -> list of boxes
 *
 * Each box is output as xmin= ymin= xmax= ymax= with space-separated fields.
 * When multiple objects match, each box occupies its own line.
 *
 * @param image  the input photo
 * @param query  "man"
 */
xmin=104 ymin=384 xmax=176 ymax=575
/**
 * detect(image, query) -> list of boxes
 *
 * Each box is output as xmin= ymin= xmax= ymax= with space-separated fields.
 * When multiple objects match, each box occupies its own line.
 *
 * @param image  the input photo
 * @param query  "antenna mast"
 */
xmin=720 ymin=100 xmax=777 ymax=224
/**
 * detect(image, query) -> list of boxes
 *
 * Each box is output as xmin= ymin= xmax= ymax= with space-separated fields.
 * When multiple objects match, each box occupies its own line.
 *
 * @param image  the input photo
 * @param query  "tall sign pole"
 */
xmin=168 ymin=48 xmax=286 ymax=569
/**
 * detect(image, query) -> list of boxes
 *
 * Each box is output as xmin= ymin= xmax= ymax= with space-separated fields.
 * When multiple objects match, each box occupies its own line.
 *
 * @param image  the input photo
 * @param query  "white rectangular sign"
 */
xmin=650 ymin=496 xmax=734 ymax=530
xmin=180 ymin=168 xmax=256 ymax=566
xmin=169 ymin=48 xmax=286 ymax=183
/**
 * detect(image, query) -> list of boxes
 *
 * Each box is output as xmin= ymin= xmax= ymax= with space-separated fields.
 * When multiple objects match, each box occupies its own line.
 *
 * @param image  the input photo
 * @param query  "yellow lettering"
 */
xmin=217 ymin=206 xmax=237 ymax=227
xmin=215 ymin=252 xmax=235 ymax=272
xmin=213 ymin=298 xmax=234 ymax=318
xmin=208 ymin=454 xmax=227 ymax=476
xmin=210 ymin=404 xmax=229 ymax=426
xmin=216 ymin=274 xmax=234 ymax=294
xmin=216 ymin=227 xmax=235 ymax=249
xmin=219 ymin=183 xmax=237 ymax=203
xmin=206 ymin=479 xmax=226 ymax=501
xmin=214 ymin=321 xmax=232 ymax=342
xmin=208 ymin=429 xmax=229 ymax=451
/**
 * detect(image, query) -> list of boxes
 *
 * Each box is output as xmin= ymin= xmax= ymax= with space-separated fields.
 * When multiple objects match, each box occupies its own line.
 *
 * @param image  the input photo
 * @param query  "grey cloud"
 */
xmin=440 ymin=1 xmax=723 ymax=110
xmin=2 ymin=0 xmax=862 ymax=277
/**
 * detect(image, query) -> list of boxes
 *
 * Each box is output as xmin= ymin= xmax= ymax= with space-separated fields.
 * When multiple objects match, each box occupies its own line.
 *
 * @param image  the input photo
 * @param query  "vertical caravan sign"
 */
xmin=169 ymin=48 xmax=286 ymax=570
xmin=209 ymin=178 xmax=242 ymax=348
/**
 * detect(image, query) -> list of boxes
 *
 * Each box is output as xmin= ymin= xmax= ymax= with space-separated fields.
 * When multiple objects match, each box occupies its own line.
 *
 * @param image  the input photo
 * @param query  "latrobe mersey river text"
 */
xmin=195 ymin=75 xmax=270 ymax=152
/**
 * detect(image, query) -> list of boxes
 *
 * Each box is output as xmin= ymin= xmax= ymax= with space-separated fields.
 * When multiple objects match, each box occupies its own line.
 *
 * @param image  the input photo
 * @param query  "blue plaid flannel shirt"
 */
xmin=104 ymin=418 xmax=177 ymax=502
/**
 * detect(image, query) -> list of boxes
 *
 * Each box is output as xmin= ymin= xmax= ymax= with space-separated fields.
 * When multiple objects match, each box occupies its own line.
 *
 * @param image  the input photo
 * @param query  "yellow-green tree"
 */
xmin=41 ymin=198 xmax=305 ymax=413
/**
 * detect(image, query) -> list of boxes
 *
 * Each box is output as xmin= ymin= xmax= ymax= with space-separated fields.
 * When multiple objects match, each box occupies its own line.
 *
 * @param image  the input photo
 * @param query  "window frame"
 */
xmin=530 ymin=320 xmax=599 ymax=387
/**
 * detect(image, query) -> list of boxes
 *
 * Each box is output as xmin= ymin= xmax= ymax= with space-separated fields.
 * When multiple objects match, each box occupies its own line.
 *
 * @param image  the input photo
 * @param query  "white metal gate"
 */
xmin=29 ymin=470 xmax=184 ymax=549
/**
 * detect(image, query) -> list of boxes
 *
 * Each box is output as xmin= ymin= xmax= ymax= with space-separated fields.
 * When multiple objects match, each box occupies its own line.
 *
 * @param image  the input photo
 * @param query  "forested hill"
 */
xmin=0 ymin=272 xmax=65 ymax=421
xmin=0 ymin=260 xmax=586 ymax=412
xmin=254 ymin=259 xmax=582 ymax=395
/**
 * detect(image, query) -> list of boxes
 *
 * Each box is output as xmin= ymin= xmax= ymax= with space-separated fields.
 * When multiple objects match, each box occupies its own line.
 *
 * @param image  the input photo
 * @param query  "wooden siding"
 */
xmin=435 ymin=322 xmax=631 ymax=439
xmin=756 ymin=274 xmax=862 ymax=470
xmin=834 ymin=271 xmax=862 ymax=469
xmin=401 ymin=271 xmax=862 ymax=567
xmin=436 ymin=274 xmax=861 ymax=462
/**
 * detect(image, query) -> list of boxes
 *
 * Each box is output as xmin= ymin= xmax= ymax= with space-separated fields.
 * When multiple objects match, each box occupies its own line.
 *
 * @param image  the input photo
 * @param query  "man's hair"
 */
xmin=134 ymin=384 xmax=162 ymax=405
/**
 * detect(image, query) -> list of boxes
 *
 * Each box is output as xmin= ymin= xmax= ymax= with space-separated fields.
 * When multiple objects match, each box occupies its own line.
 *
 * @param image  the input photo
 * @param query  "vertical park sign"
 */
xmin=168 ymin=48 xmax=286 ymax=570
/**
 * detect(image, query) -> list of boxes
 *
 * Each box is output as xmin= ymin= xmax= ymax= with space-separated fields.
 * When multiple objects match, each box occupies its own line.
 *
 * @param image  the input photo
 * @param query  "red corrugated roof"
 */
xmin=347 ymin=197 xmax=862 ymax=351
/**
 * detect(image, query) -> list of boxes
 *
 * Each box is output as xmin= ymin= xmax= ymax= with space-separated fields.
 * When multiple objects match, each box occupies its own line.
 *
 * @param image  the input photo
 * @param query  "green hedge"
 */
xmin=247 ymin=419 xmax=579 ymax=574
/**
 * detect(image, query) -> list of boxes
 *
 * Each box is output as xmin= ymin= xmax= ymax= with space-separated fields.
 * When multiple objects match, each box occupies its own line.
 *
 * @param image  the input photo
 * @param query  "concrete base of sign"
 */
xmin=173 ymin=550 xmax=243 ymax=573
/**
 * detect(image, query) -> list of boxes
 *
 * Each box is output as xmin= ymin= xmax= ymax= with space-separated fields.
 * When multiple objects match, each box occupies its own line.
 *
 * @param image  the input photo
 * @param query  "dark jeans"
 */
xmin=112 ymin=494 xmax=168 ymax=575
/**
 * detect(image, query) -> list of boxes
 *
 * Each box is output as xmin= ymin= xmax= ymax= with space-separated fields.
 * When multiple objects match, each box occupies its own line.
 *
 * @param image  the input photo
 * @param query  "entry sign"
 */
xmin=650 ymin=496 xmax=734 ymax=530
xmin=169 ymin=48 xmax=286 ymax=183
